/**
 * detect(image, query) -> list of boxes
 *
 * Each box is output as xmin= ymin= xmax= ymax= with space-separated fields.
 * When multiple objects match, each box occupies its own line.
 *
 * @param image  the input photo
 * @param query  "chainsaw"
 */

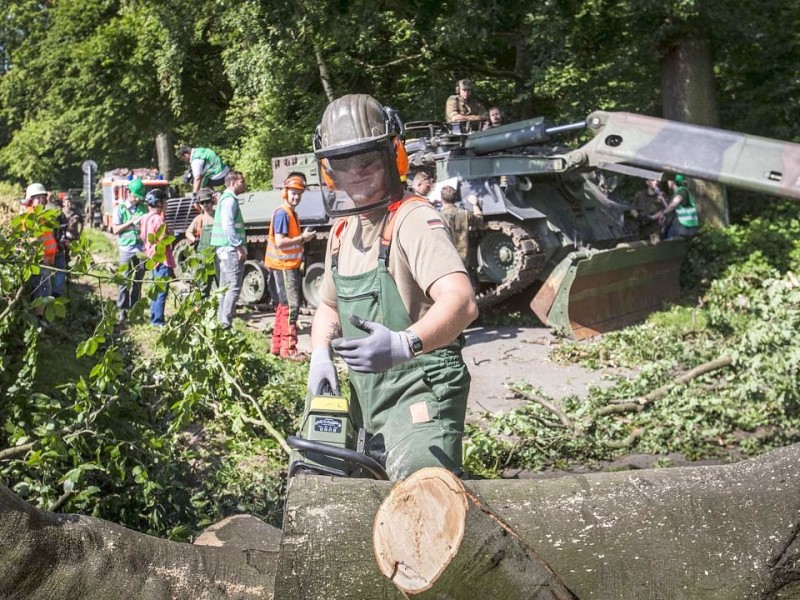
xmin=287 ymin=393 xmax=388 ymax=480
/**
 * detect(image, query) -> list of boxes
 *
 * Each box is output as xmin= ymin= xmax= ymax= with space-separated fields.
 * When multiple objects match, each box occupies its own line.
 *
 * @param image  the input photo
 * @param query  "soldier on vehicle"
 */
xmin=482 ymin=106 xmax=504 ymax=130
xmin=629 ymin=179 xmax=667 ymax=240
xmin=652 ymin=174 xmax=700 ymax=239
xmin=209 ymin=171 xmax=247 ymax=329
xmin=264 ymin=173 xmax=315 ymax=359
xmin=308 ymin=94 xmax=478 ymax=480
xmin=445 ymin=79 xmax=488 ymax=132
xmin=111 ymin=178 xmax=148 ymax=323
xmin=177 ymin=146 xmax=230 ymax=198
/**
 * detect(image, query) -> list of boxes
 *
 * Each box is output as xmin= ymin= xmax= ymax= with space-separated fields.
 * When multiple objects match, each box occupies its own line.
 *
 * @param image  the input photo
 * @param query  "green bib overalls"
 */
xmin=331 ymin=208 xmax=471 ymax=480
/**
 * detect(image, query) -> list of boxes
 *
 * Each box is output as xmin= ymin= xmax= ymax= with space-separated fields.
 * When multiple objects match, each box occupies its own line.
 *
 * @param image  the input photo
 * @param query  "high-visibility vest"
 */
xmin=191 ymin=147 xmax=225 ymax=184
xmin=674 ymin=186 xmax=699 ymax=228
xmin=264 ymin=204 xmax=303 ymax=270
xmin=26 ymin=206 xmax=58 ymax=263
xmin=117 ymin=203 xmax=147 ymax=246
xmin=210 ymin=191 xmax=245 ymax=247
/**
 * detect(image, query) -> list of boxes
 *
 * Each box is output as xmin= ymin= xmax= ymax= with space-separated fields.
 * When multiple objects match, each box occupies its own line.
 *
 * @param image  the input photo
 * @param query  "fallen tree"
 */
xmin=4 ymin=444 xmax=800 ymax=599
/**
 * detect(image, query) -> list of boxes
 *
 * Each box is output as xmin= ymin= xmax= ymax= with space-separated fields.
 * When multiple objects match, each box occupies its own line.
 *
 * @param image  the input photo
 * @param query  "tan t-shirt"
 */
xmin=320 ymin=198 xmax=467 ymax=323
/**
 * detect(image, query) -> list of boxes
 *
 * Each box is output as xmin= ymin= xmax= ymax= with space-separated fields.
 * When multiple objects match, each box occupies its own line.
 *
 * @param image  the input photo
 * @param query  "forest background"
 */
xmin=0 ymin=0 xmax=798 ymax=191
xmin=0 ymin=0 xmax=799 ymax=544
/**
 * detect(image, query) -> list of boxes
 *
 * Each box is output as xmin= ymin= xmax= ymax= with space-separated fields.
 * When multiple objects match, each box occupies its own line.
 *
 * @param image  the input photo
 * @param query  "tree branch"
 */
xmin=598 ymin=355 xmax=733 ymax=416
xmin=506 ymin=384 xmax=575 ymax=431
xmin=194 ymin=326 xmax=290 ymax=455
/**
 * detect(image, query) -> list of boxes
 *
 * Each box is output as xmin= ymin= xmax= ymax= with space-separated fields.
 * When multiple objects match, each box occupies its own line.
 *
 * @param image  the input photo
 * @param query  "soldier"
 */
xmin=177 ymin=146 xmax=230 ymax=198
xmin=308 ymin=94 xmax=478 ymax=480
xmin=445 ymin=79 xmax=488 ymax=131
xmin=483 ymin=106 xmax=504 ymax=130
xmin=629 ymin=179 xmax=667 ymax=240
xmin=439 ymin=186 xmax=483 ymax=266
xmin=264 ymin=173 xmax=315 ymax=359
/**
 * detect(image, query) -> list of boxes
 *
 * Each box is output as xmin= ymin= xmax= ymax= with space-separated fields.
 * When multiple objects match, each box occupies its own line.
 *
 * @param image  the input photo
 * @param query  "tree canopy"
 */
xmin=0 ymin=0 xmax=798 ymax=190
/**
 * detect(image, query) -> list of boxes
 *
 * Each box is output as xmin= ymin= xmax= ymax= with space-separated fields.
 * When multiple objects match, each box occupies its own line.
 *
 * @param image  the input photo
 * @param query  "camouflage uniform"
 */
xmin=629 ymin=188 xmax=663 ymax=239
xmin=445 ymin=95 xmax=488 ymax=123
xmin=439 ymin=204 xmax=482 ymax=264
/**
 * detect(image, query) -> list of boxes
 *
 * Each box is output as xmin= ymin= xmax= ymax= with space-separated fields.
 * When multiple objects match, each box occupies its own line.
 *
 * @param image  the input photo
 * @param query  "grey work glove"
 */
xmin=307 ymin=348 xmax=340 ymax=396
xmin=331 ymin=314 xmax=413 ymax=373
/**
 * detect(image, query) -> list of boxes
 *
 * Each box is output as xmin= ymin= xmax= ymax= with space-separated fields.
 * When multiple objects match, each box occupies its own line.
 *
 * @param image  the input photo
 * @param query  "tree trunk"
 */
xmin=277 ymin=444 xmax=800 ymax=599
xmin=155 ymin=131 xmax=174 ymax=181
xmin=373 ymin=467 xmax=575 ymax=599
xmin=314 ymin=42 xmax=335 ymax=103
xmin=4 ymin=445 xmax=800 ymax=599
xmin=661 ymin=35 xmax=729 ymax=227
xmin=0 ymin=484 xmax=277 ymax=599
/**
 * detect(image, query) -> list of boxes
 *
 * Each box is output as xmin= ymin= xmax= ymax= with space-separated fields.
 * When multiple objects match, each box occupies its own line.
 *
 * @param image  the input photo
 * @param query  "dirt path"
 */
xmin=242 ymin=310 xmax=617 ymax=422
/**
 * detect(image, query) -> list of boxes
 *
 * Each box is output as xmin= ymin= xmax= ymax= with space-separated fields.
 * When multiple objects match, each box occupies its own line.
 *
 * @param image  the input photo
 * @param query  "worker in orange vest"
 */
xmin=23 ymin=183 xmax=58 ymax=326
xmin=264 ymin=173 xmax=315 ymax=359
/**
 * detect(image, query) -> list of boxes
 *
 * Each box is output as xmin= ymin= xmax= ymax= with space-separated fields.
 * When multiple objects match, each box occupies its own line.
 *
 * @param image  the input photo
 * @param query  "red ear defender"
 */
xmin=320 ymin=158 xmax=336 ymax=190
xmin=393 ymin=138 xmax=409 ymax=181
xmin=281 ymin=187 xmax=288 ymax=201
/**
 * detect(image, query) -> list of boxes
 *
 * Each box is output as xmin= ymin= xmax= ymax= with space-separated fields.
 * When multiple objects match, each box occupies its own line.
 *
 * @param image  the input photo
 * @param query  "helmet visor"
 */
xmin=317 ymin=138 xmax=400 ymax=217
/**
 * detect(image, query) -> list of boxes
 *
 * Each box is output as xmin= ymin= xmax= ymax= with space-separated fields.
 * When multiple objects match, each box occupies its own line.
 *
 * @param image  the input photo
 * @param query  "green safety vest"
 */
xmin=210 ymin=191 xmax=245 ymax=247
xmin=674 ymin=186 xmax=699 ymax=228
xmin=117 ymin=202 xmax=148 ymax=246
xmin=191 ymin=147 xmax=225 ymax=185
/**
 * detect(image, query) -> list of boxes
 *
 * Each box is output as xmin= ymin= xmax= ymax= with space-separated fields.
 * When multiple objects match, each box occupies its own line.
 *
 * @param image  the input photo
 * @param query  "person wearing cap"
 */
xmin=445 ymin=79 xmax=488 ymax=131
xmin=139 ymin=189 xmax=175 ymax=326
xmin=177 ymin=146 xmax=230 ymax=198
xmin=111 ymin=178 xmax=148 ymax=322
xmin=186 ymin=187 xmax=218 ymax=295
xmin=23 ymin=183 xmax=58 ymax=324
xmin=308 ymin=94 xmax=478 ymax=480
xmin=264 ymin=173 xmax=315 ymax=359
xmin=652 ymin=174 xmax=700 ymax=239
xmin=209 ymin=170 xmax=247 ymax=329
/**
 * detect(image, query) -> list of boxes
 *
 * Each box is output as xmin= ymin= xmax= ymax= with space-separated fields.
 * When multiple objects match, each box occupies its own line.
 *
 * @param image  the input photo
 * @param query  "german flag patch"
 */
xmin=426 ymin=218 xmax=445 ymax=230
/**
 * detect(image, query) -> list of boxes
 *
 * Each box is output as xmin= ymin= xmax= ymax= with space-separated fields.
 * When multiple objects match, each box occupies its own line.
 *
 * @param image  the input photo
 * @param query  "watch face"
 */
xmin=406 ymin=330 xmax=423 ymax=354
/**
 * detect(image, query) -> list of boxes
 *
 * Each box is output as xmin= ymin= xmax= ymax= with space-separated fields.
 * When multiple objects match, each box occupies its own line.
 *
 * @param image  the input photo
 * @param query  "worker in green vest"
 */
xmin=178 ymin=146 xmax=230 ymax=198
xmin=111 ymin=178 xmax=148 ymax=323
xmin=209 ymin=171 xmax=247 ymax=329
xmin=652 ymin=173 xmax=700 ymax=239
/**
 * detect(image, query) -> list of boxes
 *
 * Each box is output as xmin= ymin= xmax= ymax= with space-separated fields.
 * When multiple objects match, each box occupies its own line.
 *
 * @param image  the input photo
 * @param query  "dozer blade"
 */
xmin=531 ymin=240 xmax=688 ymax=340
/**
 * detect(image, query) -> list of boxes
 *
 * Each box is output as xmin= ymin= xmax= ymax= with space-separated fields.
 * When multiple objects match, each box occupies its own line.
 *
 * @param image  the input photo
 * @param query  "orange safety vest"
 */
xmin=264 ymin=203 xmax=303 ymax=270
xmin=26 ymin=206 xmax=58 ymax=264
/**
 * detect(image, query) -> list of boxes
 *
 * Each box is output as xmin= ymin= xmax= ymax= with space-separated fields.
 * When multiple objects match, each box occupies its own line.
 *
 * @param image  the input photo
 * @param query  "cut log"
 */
xmin=276 ymin=444 xmax=800 ymax=599
xmin=373 ymin=467 xmax=575 ymax=599
xmin=3 ymin=445 xmax=800 ymax=599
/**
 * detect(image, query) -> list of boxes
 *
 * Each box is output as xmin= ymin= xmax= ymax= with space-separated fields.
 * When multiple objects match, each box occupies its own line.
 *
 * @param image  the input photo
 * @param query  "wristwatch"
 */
xmin=405 ymin=329 xmax=424 ymax=357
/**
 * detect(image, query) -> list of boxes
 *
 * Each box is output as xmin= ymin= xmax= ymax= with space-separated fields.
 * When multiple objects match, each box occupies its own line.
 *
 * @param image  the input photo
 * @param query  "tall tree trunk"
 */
xmin=314 ymin=42 xmax=335 ymax=102
xmin=155 ymin=131 xmax=174 ymax=181
xmin=661 ymin=35 xmax=729 ymax=227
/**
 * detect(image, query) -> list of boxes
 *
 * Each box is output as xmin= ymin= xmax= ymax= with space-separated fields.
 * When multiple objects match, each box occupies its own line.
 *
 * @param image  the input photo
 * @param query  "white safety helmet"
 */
xmin=25 ymin=182 xmax=48 ymax=202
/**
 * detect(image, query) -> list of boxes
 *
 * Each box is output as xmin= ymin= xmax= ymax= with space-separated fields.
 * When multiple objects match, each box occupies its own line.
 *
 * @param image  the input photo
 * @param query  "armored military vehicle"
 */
xmin=236 ymin=111 xmax=800 ymax=338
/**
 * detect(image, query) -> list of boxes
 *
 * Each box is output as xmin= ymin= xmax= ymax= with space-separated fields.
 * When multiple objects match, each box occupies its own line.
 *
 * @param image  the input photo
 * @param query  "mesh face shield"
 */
xmin=314 ymin=94 xmax=405 ymax=217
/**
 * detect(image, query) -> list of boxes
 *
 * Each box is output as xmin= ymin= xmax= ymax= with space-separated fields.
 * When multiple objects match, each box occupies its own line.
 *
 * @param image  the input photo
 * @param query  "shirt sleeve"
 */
xmin=112 ymin=206 xmax=124 ymax=227
xmin=272 ymin=209 xmax=290 ymax=236
xmin=191 ymin=158 xmax=205 ymax=179
xmin=395 ymin=203 xmax=467 ymax=295
xmin=445 ymin=96 xmax=459 ymax=121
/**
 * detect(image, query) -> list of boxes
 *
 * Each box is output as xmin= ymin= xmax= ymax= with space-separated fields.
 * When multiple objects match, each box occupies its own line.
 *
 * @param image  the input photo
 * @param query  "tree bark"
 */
xmin=277 ymin=444 xmax=800 ymax=599
xmin=661 ymin=35 xmax=729 ymax=227
xmin=4 ymin=445 xmax=800 ymax=599
xmin=314 ymin=42 xmax=335 ymax=103
xmin=373 ymin=468 xmax=575 ymax=599
xmin=0 ymin=484 xmax=276 ymax=599
xmin=155 ymin=131 xmax=174 ymax=181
